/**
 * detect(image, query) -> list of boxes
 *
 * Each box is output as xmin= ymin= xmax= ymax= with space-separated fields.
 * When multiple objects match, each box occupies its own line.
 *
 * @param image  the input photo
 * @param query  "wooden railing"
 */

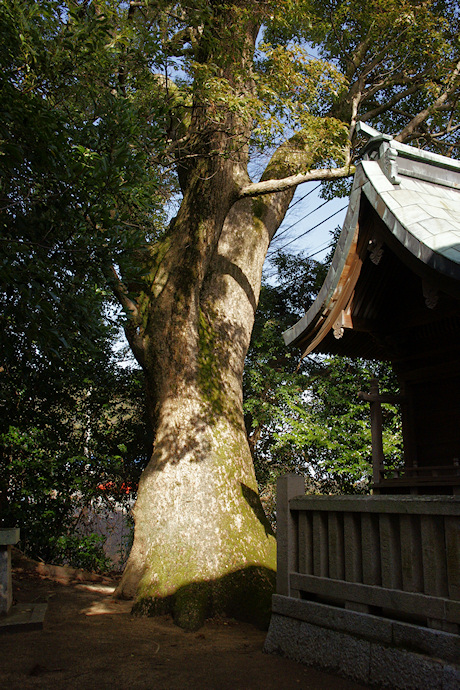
xmin=276 ymin=475 xmax=460 ymax=633
xmin=376 ymin=459 xmax=460 ymax=491
xmin=358 ymin=378 xmax=460 ymax=492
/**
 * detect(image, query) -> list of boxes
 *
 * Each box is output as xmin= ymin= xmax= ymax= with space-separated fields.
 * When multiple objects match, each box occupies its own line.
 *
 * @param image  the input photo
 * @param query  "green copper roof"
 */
xmin=283 ymin=137 xmax=460 ymax=348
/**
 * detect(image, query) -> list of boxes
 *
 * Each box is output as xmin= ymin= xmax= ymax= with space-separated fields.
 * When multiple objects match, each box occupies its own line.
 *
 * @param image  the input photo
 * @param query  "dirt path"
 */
xmin=1 ymin=569 xmax=371 ymax=689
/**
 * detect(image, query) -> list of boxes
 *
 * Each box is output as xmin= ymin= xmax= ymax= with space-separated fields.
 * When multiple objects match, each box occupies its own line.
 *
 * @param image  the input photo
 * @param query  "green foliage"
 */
xmin=54 ymin=533 xmax=112 ymax=574
xmin=2 ymin=0 xmax=457 ymax=381
xmin=244 ymin=251 xmax=326 ymax=441
xmin=0 ymin=349 xmax=152 ymax=568
xmin=251 ymin=42 xmax=349 ymax=151
xmin=1 ymin=0 xmax=458 ymax=585
xmin=0 ymin=0 xmax=171 ymax=372
xmin=0 ymin=1 xmax=161 ymax=569
xmin=270 ymin=356 xmax=403 ymax=489
xmin=265 ymin=0 xmax=460 ymax=155
xmin=244 ymin=253 xmax=403 ymax=524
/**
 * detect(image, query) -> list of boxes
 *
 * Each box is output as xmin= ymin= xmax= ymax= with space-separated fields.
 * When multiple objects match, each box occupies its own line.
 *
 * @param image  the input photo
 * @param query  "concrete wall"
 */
xmin=265 ymin=595 xmax=460 ymax=689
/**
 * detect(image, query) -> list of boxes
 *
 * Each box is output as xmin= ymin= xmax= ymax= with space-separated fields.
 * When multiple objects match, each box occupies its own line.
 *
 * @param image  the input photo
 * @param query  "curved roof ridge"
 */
xmin=283 ymin=140 xmax=460 ymax=351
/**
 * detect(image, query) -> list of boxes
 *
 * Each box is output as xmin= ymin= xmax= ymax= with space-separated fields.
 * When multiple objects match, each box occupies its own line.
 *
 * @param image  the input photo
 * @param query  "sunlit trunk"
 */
xmin=116 ymin=198 xmax=281 ymax=629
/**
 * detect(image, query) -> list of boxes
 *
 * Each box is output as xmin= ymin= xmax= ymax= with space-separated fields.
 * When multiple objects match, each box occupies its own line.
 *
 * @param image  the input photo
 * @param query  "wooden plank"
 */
xmin=345 ymin=601 xmax=371 ymax=613
xmin=400 ymin=514 xmax=423 ymax=593
xmin=380 ymin=513 xmax=402 ymax=590
xmin=328 ymin=512 xmax=345 ymax=581
xmin=289 ymin=572 xmax=458 ymax=624
xmin=444 ymin=516 xmax=460 ymax=601
xmin=421 ymin=515 xmax=448 ymax=598
xmin=290 ymin=495 xmax=460 ymax=515
xmin=445 ymin=598 xmax=460 ymax=625
xmin=298 ymin=511 xmax=313 ymax=575
xmin=344 ymin=512 xmax=362 ymax=583
xmin=313 ymin=511 xmax=328 ymax=578
xmin=377 ymin=476 xmax=460 ymax=487
xmin=362 ymin=512 xmax=381 ymax=586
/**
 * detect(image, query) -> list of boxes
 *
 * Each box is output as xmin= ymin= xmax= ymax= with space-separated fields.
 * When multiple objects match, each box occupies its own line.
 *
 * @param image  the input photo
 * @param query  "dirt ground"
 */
xmin=1 ymin=564 xmax=371 ymax=690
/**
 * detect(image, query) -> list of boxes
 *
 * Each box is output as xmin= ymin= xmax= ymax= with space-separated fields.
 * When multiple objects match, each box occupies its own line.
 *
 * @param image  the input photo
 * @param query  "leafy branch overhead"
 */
xmin=2 ymin=1 xmax=459 ymax=366
xmin=109 ymin=0 xmax=460 ymax=357
xmin=142 ymin=0 xmax=460 ymax=171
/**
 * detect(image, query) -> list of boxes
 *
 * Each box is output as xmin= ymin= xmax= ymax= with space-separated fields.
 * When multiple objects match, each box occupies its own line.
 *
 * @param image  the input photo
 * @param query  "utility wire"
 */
xmin=272 ymin=197 xmax=331 ymax=242
xmin=263 ymin=239 xmax=335 ymax=287
xmin=308 ymin=240 xmax=335 ymax=259
xmin=267 ymin=204 xmax=347 ymax=256
xmin=264 ymin=237 xmax=335 ymax=282
xmin=268 ymin=183 xmax=321 ymax=244
xmin=281 ymin=183 xmax=322 ymax=215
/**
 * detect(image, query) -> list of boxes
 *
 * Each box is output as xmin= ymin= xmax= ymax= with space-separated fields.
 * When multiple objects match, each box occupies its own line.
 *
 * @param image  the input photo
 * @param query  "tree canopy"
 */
xmin=2 ymin=0 xmax=459 ymax=366
xmin=0 ymin=0 xmax=170 ymax=373
xmin=244 ymin=251 xmax=403 ymax=526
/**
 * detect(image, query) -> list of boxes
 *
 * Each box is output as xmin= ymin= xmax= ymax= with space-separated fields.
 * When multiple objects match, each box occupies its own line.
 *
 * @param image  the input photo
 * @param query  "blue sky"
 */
xmin=263 ymin=180 xmax=349 ymax=282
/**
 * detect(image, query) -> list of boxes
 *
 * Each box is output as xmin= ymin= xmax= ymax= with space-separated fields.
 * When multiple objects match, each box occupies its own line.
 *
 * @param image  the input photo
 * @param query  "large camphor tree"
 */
xmin=2 ymin=0 xmax=459 ymax=629
xmin=112 ymin=0 xmax=460 ymax=628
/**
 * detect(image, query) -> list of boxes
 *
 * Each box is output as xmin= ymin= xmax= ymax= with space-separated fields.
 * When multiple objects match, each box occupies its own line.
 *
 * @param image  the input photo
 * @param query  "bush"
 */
xmin=53 ymin=533 xmax=112 ymax=574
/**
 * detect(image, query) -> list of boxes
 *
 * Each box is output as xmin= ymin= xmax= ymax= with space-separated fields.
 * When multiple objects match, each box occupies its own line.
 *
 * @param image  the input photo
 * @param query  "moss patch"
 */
xmin=211 ymin=566 xmax=276 ymax=630
xmin=252 ymin=196 xmax=266 ymax=221
xmin=173 ymin=581 xmax=212 ymax=631
xmin=197 ymin=307 xmax=225 ymax=419
xmin=131 ymin=566 xmax=276 ymax=632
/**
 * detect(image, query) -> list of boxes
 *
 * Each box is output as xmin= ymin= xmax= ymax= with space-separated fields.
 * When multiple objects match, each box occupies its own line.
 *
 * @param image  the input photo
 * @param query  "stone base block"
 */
xmin=0 ymin=546 xmax=13 ymax=616
xmin=264 ymin=595 xmax=460 ymax=690
xmin=0 ymin=528 xmax=20 ymax=616
xmin=0 ymin=603 xmax=47 ymax=634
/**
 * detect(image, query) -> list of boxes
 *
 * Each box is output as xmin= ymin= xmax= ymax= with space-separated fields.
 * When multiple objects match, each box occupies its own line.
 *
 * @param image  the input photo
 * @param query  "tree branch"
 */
xmin=109 ymin=266 xmax=146 ymax=367
xmin=361 ymin=73 xmax=421 ymax=104
xmin=360 ymin=83 xmax=421 ymax=122
xmin=395 ymin=59 xmax=460 ymax=142
xmin=110 ymin=265 xmax=139 ymax=320
xmin=238 ymin=164 xmax=355 ymax=199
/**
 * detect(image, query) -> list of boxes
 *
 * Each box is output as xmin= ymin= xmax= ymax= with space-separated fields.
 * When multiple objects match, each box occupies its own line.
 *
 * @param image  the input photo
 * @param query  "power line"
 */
xmin=308 ymin=240 xmax=334 ymax=259
xmin=284 ymin=183 xmax=322 ymax=212
xmin=267 ymin=203 xmax=347 ymax=256
xmin=263 ymin=239 xmax=335 ymax=286
xmin=273 ymin=197 xmax=331 ymax=242
xmin=269 ymin=183 xmax=321 ymax=244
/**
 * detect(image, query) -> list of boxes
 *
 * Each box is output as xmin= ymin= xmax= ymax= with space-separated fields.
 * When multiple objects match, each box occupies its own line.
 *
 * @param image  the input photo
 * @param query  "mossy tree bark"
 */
xmin=113 ymin=3 xmax=351 ymax=630
xmin=111 ymin=0 xmax=457 ymax=628
xmin=116 ymin=170 xmax=302 ymax=630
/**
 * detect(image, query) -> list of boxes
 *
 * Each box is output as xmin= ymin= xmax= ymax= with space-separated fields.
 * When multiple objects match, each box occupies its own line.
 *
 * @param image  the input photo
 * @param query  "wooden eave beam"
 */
xmin=301 ymin=226 xmax=364 ymax=358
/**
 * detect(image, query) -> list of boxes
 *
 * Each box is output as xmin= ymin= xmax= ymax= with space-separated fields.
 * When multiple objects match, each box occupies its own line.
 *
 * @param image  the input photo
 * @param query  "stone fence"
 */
xmin=265 ymin=474 xmax=460 ymax=689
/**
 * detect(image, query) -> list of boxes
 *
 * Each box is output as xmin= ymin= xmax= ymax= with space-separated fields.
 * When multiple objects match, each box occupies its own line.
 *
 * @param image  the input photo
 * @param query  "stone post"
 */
xmin=276 ymin=474 xmax=305 ymax=597
xmin=0 ymin=528 xmax=20 ymax=616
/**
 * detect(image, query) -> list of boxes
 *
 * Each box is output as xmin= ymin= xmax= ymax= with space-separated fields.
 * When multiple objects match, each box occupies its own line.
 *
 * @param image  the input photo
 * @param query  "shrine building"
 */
xmin=265 ymin=130 xmax=460 ymax=689
xmin=284 ymin=130 xmax=460 ymax=494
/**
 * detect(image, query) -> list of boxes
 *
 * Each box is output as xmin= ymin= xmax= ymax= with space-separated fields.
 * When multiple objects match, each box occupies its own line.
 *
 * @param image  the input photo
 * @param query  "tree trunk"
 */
xmin=116 ymin=194 xmax=288 ymax=628
xmin=114 ymin=7 xmax=301 ymax=630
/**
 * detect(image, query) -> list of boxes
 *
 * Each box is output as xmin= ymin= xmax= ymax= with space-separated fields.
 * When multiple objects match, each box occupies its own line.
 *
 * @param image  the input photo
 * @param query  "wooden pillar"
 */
xmin=369 ymin=378 xmax=385 ymax=484
xmin=359 ymin=378 xmax=403 ymax=486
xmin=276 ymin=474 xmax=305 ymax=597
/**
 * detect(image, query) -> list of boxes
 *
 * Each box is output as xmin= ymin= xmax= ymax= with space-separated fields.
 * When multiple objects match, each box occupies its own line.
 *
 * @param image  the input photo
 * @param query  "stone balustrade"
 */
xmin=265 ymin=475 xmax=460 ymax=689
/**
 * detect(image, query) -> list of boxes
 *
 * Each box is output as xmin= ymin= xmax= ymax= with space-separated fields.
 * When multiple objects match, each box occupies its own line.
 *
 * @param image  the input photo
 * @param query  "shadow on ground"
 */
xmin=0 ymin=568 xmax=372 ymax=690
